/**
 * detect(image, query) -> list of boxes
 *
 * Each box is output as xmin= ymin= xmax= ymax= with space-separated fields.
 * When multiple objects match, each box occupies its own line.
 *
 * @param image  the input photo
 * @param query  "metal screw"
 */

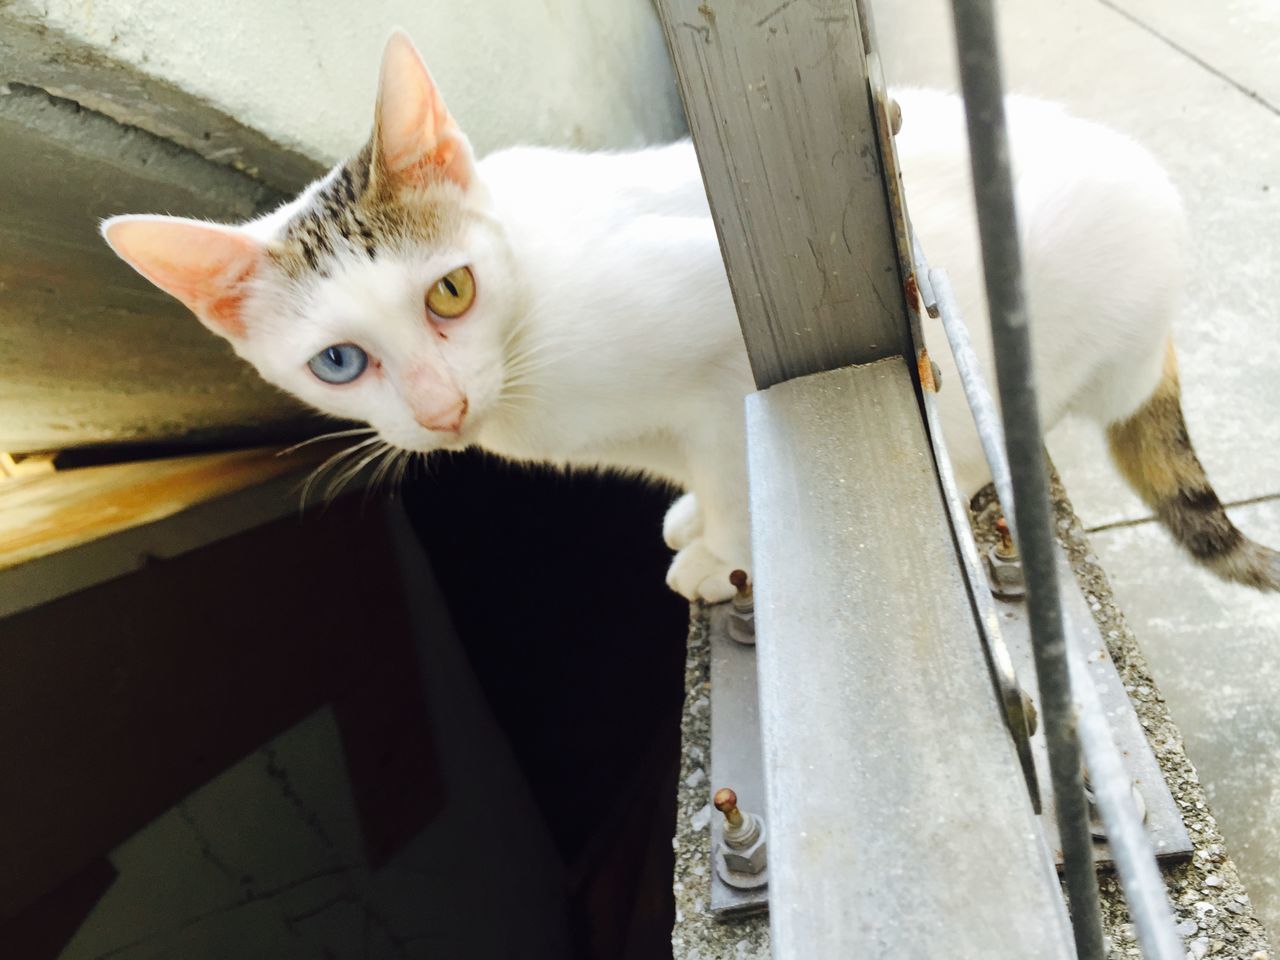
xmin=714 ymin=787 xmax=744 ymax=830
xmin=995 ymin=517 xmax=1018 ymax=559
xmin=713 ymin=786 xmax=768 ymax=885
xmin=727 ymin=570 xmax=756 ymax=645
xmin=988 ymin=517 xmax=1026 ymax=599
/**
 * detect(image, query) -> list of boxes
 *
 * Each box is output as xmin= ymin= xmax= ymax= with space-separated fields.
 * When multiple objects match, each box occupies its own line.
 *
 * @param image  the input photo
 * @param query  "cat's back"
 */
xmin=892 ymin=88 xmax=1184 ymax=244
xmin=479 ymin=141 xmax=709 ymax=222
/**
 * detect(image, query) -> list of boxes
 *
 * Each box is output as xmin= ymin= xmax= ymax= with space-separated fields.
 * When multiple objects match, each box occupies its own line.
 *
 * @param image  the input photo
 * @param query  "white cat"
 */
xmin=102 ymin=31 xmax=1278 ymax=601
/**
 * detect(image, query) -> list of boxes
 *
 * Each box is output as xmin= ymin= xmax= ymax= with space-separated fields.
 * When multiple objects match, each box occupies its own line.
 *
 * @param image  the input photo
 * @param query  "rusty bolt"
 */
xmin=713 ymin=787 xmax=767 ymax=881
xmin=988 ymin=518 xmax=1026 ymax=599
xmin=995 ymin=517 xmax=1018 ymax=560
xmin=727 ymin=571 xmax=756 ymax=644
xmin=890 ymin=98 xmax=903 ymax=135
xmin=714 ymin=787 xmax=744 ymax=829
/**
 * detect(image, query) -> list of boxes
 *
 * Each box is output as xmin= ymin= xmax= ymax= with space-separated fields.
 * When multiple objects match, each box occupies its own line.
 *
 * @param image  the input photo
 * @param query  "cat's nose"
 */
xmin=415 ymin=396 xmax=469 ymax=433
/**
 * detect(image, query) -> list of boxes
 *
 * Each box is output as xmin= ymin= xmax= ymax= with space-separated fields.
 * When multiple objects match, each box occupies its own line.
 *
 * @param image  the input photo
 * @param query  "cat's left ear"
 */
xmin=371 ymin=30 xmax=476 ymax=193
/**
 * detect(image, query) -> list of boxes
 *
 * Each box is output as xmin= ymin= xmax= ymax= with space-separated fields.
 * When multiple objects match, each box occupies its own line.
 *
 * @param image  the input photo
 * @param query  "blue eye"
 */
xmin=308 ymin=343 xmax=368 ymax=384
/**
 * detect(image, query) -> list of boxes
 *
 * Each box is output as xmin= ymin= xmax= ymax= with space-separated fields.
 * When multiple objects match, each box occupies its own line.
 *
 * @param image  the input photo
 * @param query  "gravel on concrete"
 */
xmin=671 ymin=611 xmax=770 ymax=960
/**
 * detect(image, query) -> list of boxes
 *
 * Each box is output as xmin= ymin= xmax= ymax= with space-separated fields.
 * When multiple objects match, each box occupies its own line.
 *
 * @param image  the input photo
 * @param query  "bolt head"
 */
xmin=713 ymin=787 xmax=737 ymax=814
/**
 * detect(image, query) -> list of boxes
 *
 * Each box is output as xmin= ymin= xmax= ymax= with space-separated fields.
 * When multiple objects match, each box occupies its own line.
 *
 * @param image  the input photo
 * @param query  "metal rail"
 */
xmin=928 ymin=268 xmax=1017 ymax=538
xmin=1066 ymin=614 xmax=1184 ymax=960
xmin=947 ymin=1 xmax=1183 ymax=958
xmin=946 ymin=0 xmax=1105 ymax=955
xmin=927 ymin=262 xmax=1185 ymax=960
xmin=744 ymin=360 xmax=1074 ymax=958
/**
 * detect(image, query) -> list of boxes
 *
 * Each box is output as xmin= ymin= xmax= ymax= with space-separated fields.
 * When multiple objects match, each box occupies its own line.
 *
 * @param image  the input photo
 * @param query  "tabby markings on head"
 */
xmin=270 ymin=142 xmax=460 ymax=280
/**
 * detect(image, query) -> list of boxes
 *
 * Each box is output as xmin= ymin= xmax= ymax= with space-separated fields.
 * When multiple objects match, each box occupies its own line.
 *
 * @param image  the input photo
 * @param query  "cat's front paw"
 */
xmin=666 ymin=539 xmax=746 ymax=604
xmin=663 ymin=493 xmax=704 ymax=550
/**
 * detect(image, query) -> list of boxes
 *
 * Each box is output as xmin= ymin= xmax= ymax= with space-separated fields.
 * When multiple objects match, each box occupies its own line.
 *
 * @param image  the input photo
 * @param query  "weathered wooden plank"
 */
xmin=0 ymin=445 xmax=338 ymax=616
xmin=746 ymin=358 xmax=1073 ymax=958
xmin=656 ymin=0 xmax=909 ymax=387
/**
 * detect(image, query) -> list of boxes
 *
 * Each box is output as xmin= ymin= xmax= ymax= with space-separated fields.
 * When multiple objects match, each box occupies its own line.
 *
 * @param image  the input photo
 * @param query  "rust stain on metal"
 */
xmin=904 ymin=272 xmax=922 ymax=311
xmin=713 ymin=787 xmax=737 ymax=812
xmin=917 ymin=348 xmax=938 ymax=393
xmin=713 ymin=787 xmax=744 ymax=828
xmin=995 ymin=517 xmax=1017 ymax=559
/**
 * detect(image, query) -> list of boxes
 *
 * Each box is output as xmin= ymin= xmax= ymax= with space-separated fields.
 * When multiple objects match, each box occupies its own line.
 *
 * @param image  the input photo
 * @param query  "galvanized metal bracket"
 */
xmin=707 ymin=601 xmax=769 ymax=917
xmin=994 ymin=546 xmax=1194 ymax=868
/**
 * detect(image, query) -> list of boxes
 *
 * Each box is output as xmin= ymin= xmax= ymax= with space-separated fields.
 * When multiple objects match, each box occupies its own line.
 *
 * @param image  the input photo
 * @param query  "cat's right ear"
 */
xmin=101 ymin=216 xmax=262 ymax=339
xmin=371 ymin=30 xmax=476 ymax=194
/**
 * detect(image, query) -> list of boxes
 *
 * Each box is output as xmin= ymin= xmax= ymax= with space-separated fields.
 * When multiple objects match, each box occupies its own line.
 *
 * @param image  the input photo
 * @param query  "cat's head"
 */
xmin=102 ymin=31 xmax=514 ymax=452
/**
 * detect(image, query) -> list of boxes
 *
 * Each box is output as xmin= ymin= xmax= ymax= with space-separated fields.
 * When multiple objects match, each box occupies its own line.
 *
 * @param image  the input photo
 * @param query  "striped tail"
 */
xmin=1106 ymin=342 xmax=1280 ymax=591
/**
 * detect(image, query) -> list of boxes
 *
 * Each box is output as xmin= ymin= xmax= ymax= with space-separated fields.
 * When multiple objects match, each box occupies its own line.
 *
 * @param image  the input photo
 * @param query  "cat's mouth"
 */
xmin=429 ymin=429 xmax=473 ymax=452
xmin=389 ymin=422 xmax=475 ymax=454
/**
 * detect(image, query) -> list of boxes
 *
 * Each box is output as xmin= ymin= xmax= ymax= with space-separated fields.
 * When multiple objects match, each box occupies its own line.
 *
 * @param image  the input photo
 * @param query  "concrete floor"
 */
xmin=877 ymin=0 xmax=1280 ymax=940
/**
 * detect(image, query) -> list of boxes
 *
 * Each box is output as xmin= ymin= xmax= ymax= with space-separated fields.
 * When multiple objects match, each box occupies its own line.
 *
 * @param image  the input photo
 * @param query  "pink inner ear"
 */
xmin=104 ymin=218 xmax=261 ymax=337
xmin=376 ymin=32 xmax=472 ymax=190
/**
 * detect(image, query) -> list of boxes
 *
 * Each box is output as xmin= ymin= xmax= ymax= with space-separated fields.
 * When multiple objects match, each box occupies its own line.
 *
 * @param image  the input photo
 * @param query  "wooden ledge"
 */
xmin=0 ymin=445 xmax=341 ymax=618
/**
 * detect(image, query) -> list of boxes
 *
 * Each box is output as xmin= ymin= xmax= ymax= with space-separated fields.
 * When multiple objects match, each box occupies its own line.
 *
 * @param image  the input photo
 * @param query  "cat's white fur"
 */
xmin=104 ymin=45 xmax=1187 ymax=603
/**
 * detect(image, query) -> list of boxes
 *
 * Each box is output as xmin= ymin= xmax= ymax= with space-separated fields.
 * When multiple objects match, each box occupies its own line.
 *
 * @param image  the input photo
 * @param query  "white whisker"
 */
xmin=369 ymin=444 xmax=403 ymax=496
xmin=324 ymin=441 xmax=390 ymax=502
xmin=393 ymin=451 xmax=415 ymax=488
xmin=277 ymin=426 xmax=376 ymax=457
xmin=298 ymin=435 xmax=382 ymax=509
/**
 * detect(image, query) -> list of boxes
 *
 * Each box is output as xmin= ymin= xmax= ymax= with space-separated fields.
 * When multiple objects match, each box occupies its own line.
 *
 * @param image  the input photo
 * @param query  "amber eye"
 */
xmin=426 ymin=266 xmax=476 ymax=320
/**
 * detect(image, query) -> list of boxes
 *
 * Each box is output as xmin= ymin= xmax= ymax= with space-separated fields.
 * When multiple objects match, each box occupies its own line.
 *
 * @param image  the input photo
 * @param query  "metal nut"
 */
xmin=722 ymin=825 xmax=768 ymax=875
xmin=988 ymin=545 xmax=1029 ymax=599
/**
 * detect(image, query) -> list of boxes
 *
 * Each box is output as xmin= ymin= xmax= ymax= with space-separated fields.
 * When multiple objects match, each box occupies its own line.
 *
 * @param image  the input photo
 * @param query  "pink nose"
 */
xmin=415 ymin=397 xmax=469 ymax=433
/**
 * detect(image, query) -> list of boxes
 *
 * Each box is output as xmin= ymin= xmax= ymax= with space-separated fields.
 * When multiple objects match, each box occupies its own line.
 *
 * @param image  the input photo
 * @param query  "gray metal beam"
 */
xmin=746 ymin=357 xmax=1073 ymax=958
xmin=655 ymin=0 xmax=909 ymax=387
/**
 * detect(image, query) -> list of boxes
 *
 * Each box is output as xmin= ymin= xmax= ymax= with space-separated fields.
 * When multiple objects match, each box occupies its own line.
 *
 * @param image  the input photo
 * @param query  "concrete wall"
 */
xmin=4 ymin=0 xmax=687 ymax=186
